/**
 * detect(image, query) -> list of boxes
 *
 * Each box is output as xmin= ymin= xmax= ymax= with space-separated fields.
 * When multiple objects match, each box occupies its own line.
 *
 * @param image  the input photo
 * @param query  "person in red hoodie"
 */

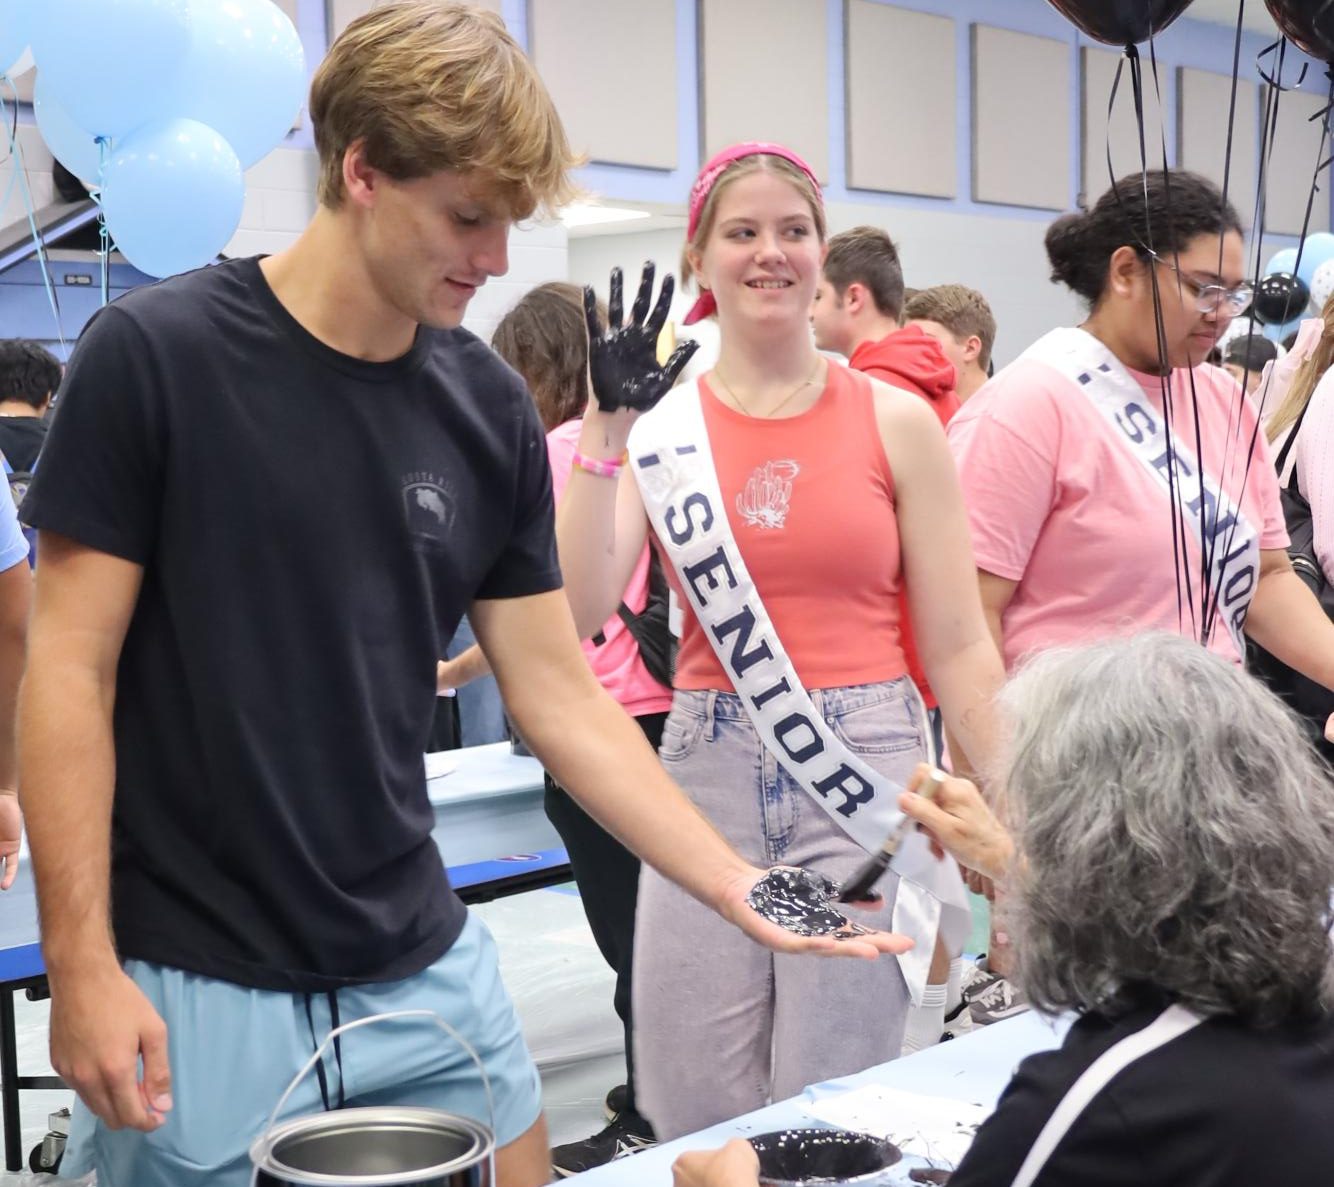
xmin=810 ymin=225 xmax=967 ymax=1052
xmin=811 ymin=226 xmax=961 ymax=427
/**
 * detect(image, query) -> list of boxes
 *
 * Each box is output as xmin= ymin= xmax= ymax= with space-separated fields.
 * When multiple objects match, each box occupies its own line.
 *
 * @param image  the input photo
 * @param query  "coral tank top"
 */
xmin=666 ymin=362 xmax=907 ymax=692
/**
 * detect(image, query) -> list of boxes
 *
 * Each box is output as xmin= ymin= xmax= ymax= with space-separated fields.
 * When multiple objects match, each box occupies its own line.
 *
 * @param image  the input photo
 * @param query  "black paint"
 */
xmin=583 ymin=263 xmax=698 ymax=413
xmin=745 ymin=868 xmax=878 ymax=938
xmin=748 ymin=1127 xmax=900 ymax=1184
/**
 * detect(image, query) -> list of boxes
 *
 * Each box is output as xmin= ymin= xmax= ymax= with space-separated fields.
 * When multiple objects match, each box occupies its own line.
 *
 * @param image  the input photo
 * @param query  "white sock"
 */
xmin=901 ymin=982 xmax=948 ymax=1055
xmin=946 ymin=957 xmax=965 ymax=1014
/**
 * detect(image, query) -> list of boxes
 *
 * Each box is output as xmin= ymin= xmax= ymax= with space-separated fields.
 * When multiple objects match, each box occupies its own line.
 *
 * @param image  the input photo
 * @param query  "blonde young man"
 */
xmin=903 ymin=284 xmax=997 ymax=403
xmin=16 ymin=8 xmax=906 ymax=1187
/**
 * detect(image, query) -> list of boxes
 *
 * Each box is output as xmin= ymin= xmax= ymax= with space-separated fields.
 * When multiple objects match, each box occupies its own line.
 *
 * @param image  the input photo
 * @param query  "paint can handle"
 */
xmin=250 ymin=1009 xmax=495 ymax=1186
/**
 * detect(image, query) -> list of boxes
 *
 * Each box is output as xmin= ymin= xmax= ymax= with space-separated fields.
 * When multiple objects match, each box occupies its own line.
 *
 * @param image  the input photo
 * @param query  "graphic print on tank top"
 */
xmin=736 ymin=460 xmax=800 ymax=529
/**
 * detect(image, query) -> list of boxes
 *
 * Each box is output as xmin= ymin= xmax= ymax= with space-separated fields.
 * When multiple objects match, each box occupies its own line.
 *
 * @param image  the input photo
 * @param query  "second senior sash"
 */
xmin=628 ymin=381 xmax=969 ymax=1002
xmin=1025 ymin=328 xmax=1261 ymax=655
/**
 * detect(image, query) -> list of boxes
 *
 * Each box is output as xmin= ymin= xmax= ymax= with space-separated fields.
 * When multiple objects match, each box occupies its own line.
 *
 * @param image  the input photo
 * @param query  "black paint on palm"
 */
xmin=745 ymin=868 xmax=851 ymax=937
xmin=584 ymin=262 xmax=700 ymax=412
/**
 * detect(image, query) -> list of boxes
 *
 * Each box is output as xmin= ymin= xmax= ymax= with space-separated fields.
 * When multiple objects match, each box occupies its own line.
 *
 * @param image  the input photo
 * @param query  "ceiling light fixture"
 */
xmin=558 ymin=203 xmax=652 ymax=229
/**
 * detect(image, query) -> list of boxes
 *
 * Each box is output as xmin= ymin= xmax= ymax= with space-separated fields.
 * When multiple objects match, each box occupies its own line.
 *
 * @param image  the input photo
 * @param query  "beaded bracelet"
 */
xmin=572 ymin=450 xmax=627 ymax=479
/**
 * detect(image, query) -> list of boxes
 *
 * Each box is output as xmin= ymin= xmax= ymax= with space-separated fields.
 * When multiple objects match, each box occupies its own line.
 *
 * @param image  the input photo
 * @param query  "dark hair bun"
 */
xmin=1045 ymin=213 xmax=1101 ymax=302
xmin=1043 ymin=171 xmax=1242 ymax=309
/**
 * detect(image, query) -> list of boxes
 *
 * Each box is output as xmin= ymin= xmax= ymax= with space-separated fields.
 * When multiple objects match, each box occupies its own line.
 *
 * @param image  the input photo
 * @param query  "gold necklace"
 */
xmin=713 ymin=359 xmax=824 ymax=419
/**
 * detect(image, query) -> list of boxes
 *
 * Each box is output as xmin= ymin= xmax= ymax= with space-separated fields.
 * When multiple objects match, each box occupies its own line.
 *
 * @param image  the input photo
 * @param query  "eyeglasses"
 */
xmin=1149 ymin=251 xmax=1253 ymax=317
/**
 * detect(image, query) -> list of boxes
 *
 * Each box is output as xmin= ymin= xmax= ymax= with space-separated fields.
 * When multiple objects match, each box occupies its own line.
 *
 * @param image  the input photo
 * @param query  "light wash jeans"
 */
xmin=634 ymin=678 xmax=926 ymax=1139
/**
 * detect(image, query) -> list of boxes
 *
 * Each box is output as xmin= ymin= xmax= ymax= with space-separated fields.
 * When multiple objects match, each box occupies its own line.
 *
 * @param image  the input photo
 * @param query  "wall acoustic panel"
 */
xmin=328 ymin=0 xmax=501 ymax=42
xmin=531 ymin=0 xmax=676 ymax=170
xmin=1178 ymin=68 xmax=1258 ymax=224
xmin=845 ymin=1 xmax=954 ymax=198
xmin=972 ymin=25 xmax=1069 ymax=209
xmin=700 ymin=0 xmax=829 ymax=181
xmin=1081 ymin=46 xmax=1170 ymax=206
xmin=1263 ymin=86 xmax=1331 ymax=235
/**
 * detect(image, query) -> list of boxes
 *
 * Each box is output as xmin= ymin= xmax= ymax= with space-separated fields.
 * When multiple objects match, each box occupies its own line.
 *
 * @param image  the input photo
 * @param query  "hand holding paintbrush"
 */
xmin=836 ymin=767 xmax=947 ymax=903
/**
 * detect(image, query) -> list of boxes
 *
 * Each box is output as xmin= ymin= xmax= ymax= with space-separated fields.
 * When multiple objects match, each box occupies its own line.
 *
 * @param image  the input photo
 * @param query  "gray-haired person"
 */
xmin=675 ymin=633 xmax=1334 ymax=1187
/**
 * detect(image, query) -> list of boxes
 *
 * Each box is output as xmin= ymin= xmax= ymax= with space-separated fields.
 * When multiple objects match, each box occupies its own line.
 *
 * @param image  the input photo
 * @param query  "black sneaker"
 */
xmin=603 ymin=1083 xmax=629 ymax=1123
xmin=964 ymin=969 xmax=1029 ymax=1025
xmin=551 ymin=1112 xmax=657 ymax=1178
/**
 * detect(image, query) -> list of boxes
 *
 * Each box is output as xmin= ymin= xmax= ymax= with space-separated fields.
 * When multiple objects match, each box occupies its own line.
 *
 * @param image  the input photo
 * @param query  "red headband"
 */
xmin=682 ymin=142 xmax=823 ymax=326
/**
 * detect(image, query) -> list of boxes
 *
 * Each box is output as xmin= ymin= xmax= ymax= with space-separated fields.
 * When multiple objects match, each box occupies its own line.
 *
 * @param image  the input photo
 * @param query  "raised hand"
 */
xmin=584 ymin=262 xmax=699 ymax=413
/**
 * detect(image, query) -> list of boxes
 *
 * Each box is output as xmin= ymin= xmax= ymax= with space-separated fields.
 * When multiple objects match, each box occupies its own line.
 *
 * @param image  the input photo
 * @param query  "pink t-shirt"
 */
xmin=548 ymin=418 xmax=673 ymax=717
xmin=949 ymin=354 xmax=1289 ymax=672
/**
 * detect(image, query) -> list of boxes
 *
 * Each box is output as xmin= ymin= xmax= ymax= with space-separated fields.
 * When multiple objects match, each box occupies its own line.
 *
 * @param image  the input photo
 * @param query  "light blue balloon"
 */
xmin=33 ymin=73 xmax=106 ymax=183
xmin=100 ymin=118 xmax=243 ymax=279
xmin=171 ymin=0 xmax=306 ymax=169
xmin=1265 ymin=247 xmax=1299 ymax=278
xmin=0 ymin=0 xmax=36 ymax=76
xmin=1297 ymin=232 xmax=1334 ymax=286
xmin=31 ymin=0 xmax=190 ymax=139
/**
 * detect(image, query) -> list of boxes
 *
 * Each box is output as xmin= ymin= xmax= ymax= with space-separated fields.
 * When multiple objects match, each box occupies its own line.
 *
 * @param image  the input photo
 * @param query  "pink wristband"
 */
xmin=572 ymin=450 xmax=627 ymax=478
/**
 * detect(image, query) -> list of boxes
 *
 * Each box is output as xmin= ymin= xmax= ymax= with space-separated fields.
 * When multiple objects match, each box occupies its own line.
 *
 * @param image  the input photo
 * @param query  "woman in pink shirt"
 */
xmin=949 ymin=169 xmax=1334 ymax=1005
xmin=558 ymin=144 xmax=1007 ymax=1139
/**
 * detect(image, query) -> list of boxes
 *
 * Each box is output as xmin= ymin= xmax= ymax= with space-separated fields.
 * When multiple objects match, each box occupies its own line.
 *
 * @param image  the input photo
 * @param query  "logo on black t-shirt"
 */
xmin=403 ymin=472 xmax=456 ymax=545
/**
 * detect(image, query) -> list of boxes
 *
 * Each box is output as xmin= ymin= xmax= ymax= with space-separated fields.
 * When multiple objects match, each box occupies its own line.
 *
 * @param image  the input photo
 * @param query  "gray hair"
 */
xmin=999 ymin=633 xmax=1334 ymax=1027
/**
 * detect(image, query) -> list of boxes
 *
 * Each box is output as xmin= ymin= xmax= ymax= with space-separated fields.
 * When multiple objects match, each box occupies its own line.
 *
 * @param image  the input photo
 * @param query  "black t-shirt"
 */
xmin=24 ymin=258 xmax=561 ymax=991
xmin=0 ymin=416 xmax=47 ymax=472
xmin=950 ymin=999 xmax=1334 ymax=1185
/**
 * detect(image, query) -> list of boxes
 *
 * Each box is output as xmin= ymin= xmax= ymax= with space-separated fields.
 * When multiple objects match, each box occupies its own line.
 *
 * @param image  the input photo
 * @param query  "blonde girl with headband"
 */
xmin=557 ymin=142 xmax=1006 ymax=1138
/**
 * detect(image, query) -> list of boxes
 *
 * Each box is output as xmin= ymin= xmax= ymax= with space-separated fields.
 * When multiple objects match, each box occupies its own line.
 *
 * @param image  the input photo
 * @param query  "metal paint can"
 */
xmin=250 ymin=1011 xmax=496 ymax=1187
xmin=251 ymin=1106 xmax=493 ymax=1187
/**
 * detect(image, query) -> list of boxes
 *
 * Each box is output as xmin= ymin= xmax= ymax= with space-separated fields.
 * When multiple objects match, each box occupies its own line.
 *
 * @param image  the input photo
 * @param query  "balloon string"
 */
xmin=1198 ymin=0 xmax=1250 ymax=645
xmin=1107 ymin=44 xmax=1194 ymax=641
xmin=96 ymin=138 xmax=110 ymax=308
xmin=1200 ymin=35 xmax=1284 ymax=645
xmin=1206 ymin=62 xmax=1334 ymax=641
xmin=0 ymin=80 xmax=67 ymax=355
xmin=1257 ymin=38 xmax=1307 ymax=91
xmin=1147 ymin=32 xmax=1216 ymax=644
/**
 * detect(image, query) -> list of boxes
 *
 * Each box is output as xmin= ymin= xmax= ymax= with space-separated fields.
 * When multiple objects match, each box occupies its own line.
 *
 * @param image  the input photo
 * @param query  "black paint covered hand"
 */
xmin=585 ymin=262 xmax=699 ymax=413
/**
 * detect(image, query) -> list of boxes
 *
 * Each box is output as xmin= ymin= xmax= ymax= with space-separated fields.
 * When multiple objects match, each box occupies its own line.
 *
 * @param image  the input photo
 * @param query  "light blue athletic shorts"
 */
xmin=63 ymin=912 xmax=542 ymax=1187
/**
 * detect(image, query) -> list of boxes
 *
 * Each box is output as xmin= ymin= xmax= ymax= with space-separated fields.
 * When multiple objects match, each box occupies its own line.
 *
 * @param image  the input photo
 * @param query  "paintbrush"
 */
xmin=836 ymin=767 xmax=946 ymax=903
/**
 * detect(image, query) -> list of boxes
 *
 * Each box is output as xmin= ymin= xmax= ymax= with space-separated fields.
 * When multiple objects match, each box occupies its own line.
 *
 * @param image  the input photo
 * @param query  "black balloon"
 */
xmin=1252 ymin=272 xmax=1311 ymax=326
xmin=1265 ymin=0 xmax=1334 ymax=62
xmin=1045 ymin=0 xmax=1196 ymax=46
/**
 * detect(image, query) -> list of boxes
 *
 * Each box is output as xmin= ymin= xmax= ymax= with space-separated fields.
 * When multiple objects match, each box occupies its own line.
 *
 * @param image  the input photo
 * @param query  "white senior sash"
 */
xmin=628 ymin=382 xmax=970 ymax=1002
xmin=1025 ymin=328 xmax=1261 ymax=656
